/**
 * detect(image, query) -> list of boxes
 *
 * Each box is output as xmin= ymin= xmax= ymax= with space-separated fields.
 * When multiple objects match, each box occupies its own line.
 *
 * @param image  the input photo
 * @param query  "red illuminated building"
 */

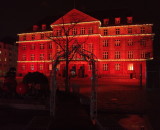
xmin=17 ymin=9 xmax=154 ymax=80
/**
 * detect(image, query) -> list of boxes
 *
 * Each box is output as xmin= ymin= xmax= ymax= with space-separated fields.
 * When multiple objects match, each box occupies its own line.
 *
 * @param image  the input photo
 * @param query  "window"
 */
xmin=128 ymin=28 xmax=132 ymax=34
xmin=41 ymin=34 xmax=45 ymax=39
xmin=23 ymin=35 xmax=26 ymax=40
xmin=88 ymin=27 xmax=93 ymax=34
xmin=127 ymin=17 xmax=133 ymax=24
xmin=103 ymin=64 xmax=108 ymax=71
xmin=50 ymin=33 xmax=53 ymax=37
xmin=128 ymin=51 xmax=133 ymax=59
xmin=103 ymin=51 xmax=108 ymax=59
xmin=30 ymin=65 xmax=34 ymax=70
xmin=56 ymin=30 xmax=62 ymax=36
xmin=31 ymin=35 xmax=35 ymax=40
xmin=103 ymin=29 xmax=108 ymax=35
xmin=49 ymin=64 xmax=52 ymax=70
xmin=48 ymin=53 xmax=52 ymax=60
xmin=22 ymin=54 xmax=26 ymax=60
xmin=80 ymin=27 xmax=85 ymax=35
xmin=141 ymin=51 xmax=146 ymax=58
xmin=48 ymin=42 xmax=52 ymax=49
xmin=22 ymin=44 xmax=26 ymax=50
xmin=88 ymin=64 xmax=92 ymax=71
xmin=40 ymin=43 xmax=44 ymax=49
xmin=128 ymin=64 xmax=134 ymax=70
xmin=88 ymin=43 xmax=93 ymax=53
xmin=103 ymin=40 xmax=108 ymax=47
xmin=115 ymin=64 xmax=120 ymax=70
xmin=140 ymin=38 xmax=146 ymax=46
xmin=57 ymin=45 xmax=61 ymax=52
xmin=31 ymin=44 xmax=35 ymax=50
xmin=22 ymin=64 xmax=26 ymax=70
xmin=115 ymin=39 xmax=120 ymax=46
xmin=30 ymin=54 xmax=35 ymax=60
xmin=72 ymin=28 xmax=77 ymax=35
xmin=116 ymin=28 xmax=120 ymax=34
xmin=115 ymin=51 xmax=120 ymax=59
xmin=39 ymin=64 xmax=43 ymax=70
xmin=140 ymin=27 xmax=145 ymax=33
xmin=115 ymin=17 xmax=120 ymax=24
xmin=128 ymin=39 xmax=133 ymax=46
xmin=40 ymin=54 xmax=44 ymax=60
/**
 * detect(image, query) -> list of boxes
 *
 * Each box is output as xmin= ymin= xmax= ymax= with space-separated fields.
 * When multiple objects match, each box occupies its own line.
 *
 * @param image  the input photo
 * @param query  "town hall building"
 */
xmin=17 ymin=9 xmax=154 ymax=80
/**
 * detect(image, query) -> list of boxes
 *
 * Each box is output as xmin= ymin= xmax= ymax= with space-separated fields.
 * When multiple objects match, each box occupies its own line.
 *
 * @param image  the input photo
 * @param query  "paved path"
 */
xmin=26 ymin=91 xmax=97 ymax=130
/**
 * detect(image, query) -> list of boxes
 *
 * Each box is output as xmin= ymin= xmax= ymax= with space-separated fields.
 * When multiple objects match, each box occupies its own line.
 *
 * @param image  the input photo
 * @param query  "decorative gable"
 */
xmin=51 ymin=9 xmax=99 ymax=25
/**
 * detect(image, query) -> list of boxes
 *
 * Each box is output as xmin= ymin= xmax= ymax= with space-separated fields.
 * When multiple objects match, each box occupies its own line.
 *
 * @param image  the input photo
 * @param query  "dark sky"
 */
xmin=0 ymin=0 xmax=159 ymax=39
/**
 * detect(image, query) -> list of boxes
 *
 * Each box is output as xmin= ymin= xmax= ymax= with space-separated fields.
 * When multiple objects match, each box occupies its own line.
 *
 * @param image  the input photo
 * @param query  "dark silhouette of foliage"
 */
xmin=23 ymin=72 xmax=48 ymax=85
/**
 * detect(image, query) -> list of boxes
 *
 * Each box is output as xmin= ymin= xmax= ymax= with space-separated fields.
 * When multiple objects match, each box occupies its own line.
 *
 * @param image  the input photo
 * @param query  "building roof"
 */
xmin=51 ymin=9 xmax=100 ymax=25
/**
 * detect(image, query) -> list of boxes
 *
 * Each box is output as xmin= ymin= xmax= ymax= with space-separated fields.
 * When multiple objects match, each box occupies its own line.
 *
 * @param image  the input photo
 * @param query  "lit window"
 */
xmin=72 ymin=28 xmax=77 ymax=35
xmin=0 ymin=51 xmax=1 ymax=54
xmin=103 ymin=51 xmax=108 ymax=59
xmin=49 ymin=64 xmax=52 ymax=70
xmin=88 ymin=27 xmax=93 ymax=34
xmin=103 ymin=29 xmax=108 ymax=35
xmin=116 ymin=28 xmax=120 ymax=34
xmin=140 ymin=27 xmax=145 ymax=33
xmin=128 ymin=39 xmax=133 ymax=46
xmin=128 ymin=28 xmax=132 ymax=34
xmin=30 ymin=65 xmax=34 ymax=70
xmin=115 ymin=39 xmax=120 ymax=46
xmin=115 ymin=51 xmax=120 ymax=59
xmin=115 ymin=64 xmax=120 ymax=70
xmin=103 ymin=64 xmax=108 ymax=71
xmin=80 ymin=27 xmax=85 ymax=35
xmin=103 ymin=40 xmax=108 ymax=47
xmin=128 ymin=64 xmax=134 ymax=70
xmin=128 ymin=51 xmax=133 ymax=59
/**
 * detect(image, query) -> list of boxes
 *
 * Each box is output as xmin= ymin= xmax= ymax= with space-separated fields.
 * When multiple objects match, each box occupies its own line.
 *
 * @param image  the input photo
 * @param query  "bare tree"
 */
xmin=48 ymin=13 xmax=97 ymax=121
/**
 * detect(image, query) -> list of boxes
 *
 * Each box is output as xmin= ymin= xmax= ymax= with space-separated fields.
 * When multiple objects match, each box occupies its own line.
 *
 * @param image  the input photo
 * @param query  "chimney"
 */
xmin=127 ymin=17 xmax=133 ymax=24
xmin=103 ymin=19 xmax=109 ymax=26
xmin=33 ymin=25 xmax=38 ymax=31
xmin=115 ymin=17 xmax=121 ymax=25
xmin=42 ymin=24 xmax=46 ymax=30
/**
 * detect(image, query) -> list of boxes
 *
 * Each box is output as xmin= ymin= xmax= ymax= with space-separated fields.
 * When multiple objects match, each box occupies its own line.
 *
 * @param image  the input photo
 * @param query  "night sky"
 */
xmin=0 ymin=0 xmax=159 ymax=39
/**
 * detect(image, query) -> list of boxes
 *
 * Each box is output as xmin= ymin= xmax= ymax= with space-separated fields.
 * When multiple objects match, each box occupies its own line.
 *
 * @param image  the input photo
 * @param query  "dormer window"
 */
xmin=115 ymin=17 xmax=120 ymax=24
xmin=42 ymin=24 xmax=46 ymax=30
xmin=33 ymin=25 xmax=38 ymax=31
xmin=103 ymin=19 xmax=109 ymax=26
xmin=127 ymin=17 xmax=133 ymax=24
